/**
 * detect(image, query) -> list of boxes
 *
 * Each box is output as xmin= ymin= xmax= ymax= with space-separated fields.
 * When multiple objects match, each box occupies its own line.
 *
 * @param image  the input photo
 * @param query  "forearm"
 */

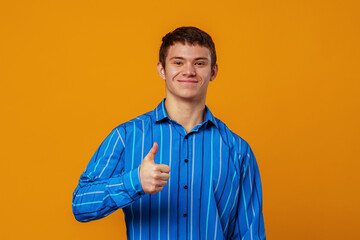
xmin=72 ymin=167 xmax=144 ymax=222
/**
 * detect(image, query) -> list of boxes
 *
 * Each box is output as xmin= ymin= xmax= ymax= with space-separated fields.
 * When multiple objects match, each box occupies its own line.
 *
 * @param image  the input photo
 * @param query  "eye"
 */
xmin=174 ymin=61 xmax=182 ymax=65
xmin=195 ymin=61 xmax=206 ymax=66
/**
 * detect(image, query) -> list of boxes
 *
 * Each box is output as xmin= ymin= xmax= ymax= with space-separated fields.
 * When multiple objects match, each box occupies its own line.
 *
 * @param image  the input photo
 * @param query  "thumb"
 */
xmin=145 ymin=142 xmax=158 ymax=161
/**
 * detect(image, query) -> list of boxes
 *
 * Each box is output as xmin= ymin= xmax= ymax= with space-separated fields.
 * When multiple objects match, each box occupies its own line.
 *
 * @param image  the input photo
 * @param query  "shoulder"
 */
xmin=112 ymin=109 xmax=156 ymax=135
xmin=214 ymin=117 xmax=253 ymax=161
xmin=214 ymin=118 xmax=257 ymax=178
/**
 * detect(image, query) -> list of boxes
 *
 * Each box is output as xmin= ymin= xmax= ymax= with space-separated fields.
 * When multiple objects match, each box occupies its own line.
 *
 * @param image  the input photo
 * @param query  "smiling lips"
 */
xmin=178 ymin=79 xmax=198 ymax=83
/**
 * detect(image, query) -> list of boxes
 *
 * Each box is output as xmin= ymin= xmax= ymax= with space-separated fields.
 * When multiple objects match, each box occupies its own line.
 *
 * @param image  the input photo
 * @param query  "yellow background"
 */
xmin=1 ymin=0 xmax=359 ymax=239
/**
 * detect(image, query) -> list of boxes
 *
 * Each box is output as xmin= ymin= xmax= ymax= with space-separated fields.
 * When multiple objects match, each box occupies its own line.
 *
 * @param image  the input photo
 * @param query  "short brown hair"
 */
xmin=159 ymin=26 xmax=217 ymax=69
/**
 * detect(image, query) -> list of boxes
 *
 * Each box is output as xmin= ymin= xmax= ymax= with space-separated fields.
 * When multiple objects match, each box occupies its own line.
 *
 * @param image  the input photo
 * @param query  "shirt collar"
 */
xmin=155 ymin=98 xmax=169 ymax=122
xmin=154 ymin=98 xmax=218 ymax=128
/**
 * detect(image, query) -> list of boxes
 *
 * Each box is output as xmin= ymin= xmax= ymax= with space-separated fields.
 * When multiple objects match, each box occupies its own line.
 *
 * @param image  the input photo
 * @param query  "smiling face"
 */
xmin=157 ymin=42 xmax=218 ymax=103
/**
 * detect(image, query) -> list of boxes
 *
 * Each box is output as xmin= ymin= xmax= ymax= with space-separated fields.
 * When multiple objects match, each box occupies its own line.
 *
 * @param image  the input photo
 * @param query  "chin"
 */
xmin=179 ymin=93 xmax=204 ymax=102
xmin=178 ymin=92 xmax=198 ymax=99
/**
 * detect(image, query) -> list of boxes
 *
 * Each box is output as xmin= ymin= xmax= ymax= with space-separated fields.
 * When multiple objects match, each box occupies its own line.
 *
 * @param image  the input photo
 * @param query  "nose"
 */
xmin=183 ymin=63 xmax=196 ymax=76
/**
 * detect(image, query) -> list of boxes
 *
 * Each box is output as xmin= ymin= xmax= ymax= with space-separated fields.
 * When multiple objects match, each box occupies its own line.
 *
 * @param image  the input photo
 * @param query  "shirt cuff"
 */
xmin=122 ymin=166 xmax=145 ymax=200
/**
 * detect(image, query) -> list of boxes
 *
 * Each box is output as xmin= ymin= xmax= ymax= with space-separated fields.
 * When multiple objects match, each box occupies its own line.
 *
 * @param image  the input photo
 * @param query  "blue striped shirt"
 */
xmin=72 ymin=99 xmax=265 ymax=239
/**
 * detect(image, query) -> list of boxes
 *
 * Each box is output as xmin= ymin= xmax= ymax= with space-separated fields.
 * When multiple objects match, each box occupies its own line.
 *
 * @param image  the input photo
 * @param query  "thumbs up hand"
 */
xmin=139 ymin=142 xmax=170 ymax=194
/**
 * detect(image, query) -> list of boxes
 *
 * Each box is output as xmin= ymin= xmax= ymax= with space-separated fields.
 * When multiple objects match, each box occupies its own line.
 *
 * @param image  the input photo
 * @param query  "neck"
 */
xmin=164 ymin=96 xmax=206 ymax=134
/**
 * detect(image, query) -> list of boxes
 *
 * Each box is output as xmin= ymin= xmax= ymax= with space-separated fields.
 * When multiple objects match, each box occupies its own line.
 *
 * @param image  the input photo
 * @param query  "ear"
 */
xmin=157 ymin=62 xmax=166 ymax=80
xmin=210 ymin=64 xmax=218 ymax=81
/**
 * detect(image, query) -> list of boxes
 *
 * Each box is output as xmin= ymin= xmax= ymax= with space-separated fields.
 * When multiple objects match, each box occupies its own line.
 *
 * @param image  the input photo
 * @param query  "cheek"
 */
xmin=199 ymin=71 xmax=211 ymax=81
xmin=165 ymin=68 xmax=181 ymax=80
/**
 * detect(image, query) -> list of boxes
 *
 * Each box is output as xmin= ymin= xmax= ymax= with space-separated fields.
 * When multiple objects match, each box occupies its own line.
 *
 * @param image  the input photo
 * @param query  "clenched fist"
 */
xmin=139 ymin=142 xmax=170 ymax=194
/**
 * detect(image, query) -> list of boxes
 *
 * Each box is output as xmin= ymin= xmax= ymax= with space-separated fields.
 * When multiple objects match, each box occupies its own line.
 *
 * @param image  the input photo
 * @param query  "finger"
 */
xmin=154 ymin=186 xmax=163 ymax=193
xmin=156 ymin=172 xmax=170 ymax=181
xmin=157 ymin=164 xmax=171 ymax=173
xmin=146 ymin=142 xmax=158 ymax=161
xmin=156 ymin=180 xmax=168 ymax=187
xmin=154 ymin=172 xmax=170 ymax=180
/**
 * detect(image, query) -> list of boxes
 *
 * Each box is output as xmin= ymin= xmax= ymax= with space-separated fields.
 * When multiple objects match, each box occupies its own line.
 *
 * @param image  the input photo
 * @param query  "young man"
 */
xmin=72 ymin=27 xmax=266 ymax=239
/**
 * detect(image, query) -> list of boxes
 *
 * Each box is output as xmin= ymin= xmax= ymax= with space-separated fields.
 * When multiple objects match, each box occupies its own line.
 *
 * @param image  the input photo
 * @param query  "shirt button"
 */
xmin=184 ymin=159 xmax=188 ymax=163
xmin=138 ymin=192 xmax=142 ymax=196
xmin=185 ymin=135 xmax=188 ymax=139
xmin=184 ymin=185 xmax=188 ymax=189
xmin=183 ymin=213 xmax=188 ymax=217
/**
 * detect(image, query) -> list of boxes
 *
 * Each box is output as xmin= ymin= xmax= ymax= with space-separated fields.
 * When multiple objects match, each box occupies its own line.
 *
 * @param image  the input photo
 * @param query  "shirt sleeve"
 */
xmin=231 ymin=144 xmax=266 ymax=239
xmin=72 ymin=126 xmax=145 ymax=222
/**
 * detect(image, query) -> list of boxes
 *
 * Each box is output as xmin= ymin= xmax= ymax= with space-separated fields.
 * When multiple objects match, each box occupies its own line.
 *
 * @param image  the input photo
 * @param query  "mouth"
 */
xmin=178 ymin=80 xmax=198 ymax=83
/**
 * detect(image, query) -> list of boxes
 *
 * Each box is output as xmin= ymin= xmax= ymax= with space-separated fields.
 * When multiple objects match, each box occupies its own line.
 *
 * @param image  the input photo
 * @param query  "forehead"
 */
xmin=166 ymin=42 xmax=211 ymax=61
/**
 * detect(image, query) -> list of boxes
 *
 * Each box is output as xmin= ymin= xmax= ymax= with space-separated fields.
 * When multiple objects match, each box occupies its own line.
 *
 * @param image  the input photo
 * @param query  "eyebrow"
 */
xmin=169 ymin=57 xmax=209 ymax=61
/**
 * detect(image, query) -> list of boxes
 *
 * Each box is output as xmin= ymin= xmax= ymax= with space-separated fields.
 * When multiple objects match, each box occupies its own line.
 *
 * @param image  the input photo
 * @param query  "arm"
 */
xmin=231 ymin=145 xmax=266 ymax=239
xmin=72 ymin=127 xmax=144 ymax=222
